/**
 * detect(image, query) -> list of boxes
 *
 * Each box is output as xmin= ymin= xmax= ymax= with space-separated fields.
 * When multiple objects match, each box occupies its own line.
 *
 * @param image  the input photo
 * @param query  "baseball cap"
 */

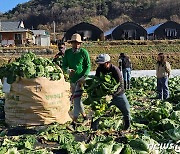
xmin=95 ymin=54 xmax=111 ymax=64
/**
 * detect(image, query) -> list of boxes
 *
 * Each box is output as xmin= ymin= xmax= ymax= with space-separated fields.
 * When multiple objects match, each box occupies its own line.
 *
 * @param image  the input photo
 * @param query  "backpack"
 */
xmin=119 ymin=56 xmax=131 ymax=69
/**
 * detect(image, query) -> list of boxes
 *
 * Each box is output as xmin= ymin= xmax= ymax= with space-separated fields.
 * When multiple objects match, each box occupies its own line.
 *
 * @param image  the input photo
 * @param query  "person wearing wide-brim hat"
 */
xmin=95 ymin=54 xmax=131 ymax=130
xmin=67 ymin=33 xmax=83 ymax=43
xmin=62 ymin=33 xmax=91 ymax=128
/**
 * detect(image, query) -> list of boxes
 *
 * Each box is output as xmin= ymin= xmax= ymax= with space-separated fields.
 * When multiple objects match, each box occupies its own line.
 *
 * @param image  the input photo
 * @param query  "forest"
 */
xmin=0 ymin=0 xmax=179 ymax=33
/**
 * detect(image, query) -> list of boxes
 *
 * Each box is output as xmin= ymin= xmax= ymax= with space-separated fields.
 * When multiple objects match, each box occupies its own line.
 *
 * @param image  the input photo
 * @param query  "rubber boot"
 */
xmin=123 ymin=119 xmax=130 ymax=130
xmin=67 ymin=121 xmax=77 ymax=131
xmin=91 ymin=117 xmax=101 ymax=131
xmin=127 ymin=80 xmax=130 ymax=89
xmin=124 ymin=80 xmax=127 ymax=90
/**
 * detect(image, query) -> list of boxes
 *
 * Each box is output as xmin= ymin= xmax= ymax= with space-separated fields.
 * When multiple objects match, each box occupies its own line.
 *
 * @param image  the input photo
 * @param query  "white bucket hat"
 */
xmin=68 ymin=33 xmax=82 ymax=43
xmin=96 ymin=54 xmax=111 ymax=64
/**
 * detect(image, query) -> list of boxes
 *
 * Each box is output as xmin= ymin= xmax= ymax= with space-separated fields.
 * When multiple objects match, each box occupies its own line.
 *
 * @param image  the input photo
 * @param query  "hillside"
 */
xmin=0 ymin=0 xmax=180 ymax=36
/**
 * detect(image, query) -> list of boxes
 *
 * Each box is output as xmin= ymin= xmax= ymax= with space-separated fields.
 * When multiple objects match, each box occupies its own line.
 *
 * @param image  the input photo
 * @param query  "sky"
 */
xmin=0 ymin=0 xmax=29 ymax=13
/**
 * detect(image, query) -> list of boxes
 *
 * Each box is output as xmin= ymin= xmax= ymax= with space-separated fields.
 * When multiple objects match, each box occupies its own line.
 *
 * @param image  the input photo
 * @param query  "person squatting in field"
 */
xmin=95 ymin=54 xmax=131 ymax=130
xmin=62 ymin=33 xmax=91 ymax=125
xmin=156 ymin=53 xmax=171 ymax=100
xmin=118 ymin=53 xmax=132 ymax=90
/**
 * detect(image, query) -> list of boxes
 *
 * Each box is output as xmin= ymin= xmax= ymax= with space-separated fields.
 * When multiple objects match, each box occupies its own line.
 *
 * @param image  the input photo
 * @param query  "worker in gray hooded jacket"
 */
xmin=95 ymin=54 xmax=131 ymax=130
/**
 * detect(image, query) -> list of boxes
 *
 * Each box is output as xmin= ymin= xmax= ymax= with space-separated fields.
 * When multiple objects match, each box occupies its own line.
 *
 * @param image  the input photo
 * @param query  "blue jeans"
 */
xmin=157 ymin=77 xmax=169 ymax=100
xmin=110 ymin=93 xmax=130 ymax=121
xmin=71 ymin=83 xmax=85 ymax=118
xmin=122 ymin=68 xmax=131 ymax=81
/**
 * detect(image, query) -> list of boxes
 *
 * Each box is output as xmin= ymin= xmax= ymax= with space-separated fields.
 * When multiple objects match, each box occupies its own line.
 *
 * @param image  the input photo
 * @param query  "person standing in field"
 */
xmin=118 ymin=53 xmax=132 ymax=90
xmin=156 ymin=53 xmax=171 ymax=100
xmin=53 ymin=42 xmax=66 ymax=67
xmin=62 ymin=33 xmax=91 ymax=126
xmin=57 ymin=42 xmax=66 ymax=57
xmin=95 ymin=54 xmax=131 ymax=130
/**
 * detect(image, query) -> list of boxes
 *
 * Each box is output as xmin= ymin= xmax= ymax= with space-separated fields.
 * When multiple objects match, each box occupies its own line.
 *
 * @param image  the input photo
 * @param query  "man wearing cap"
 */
xmin=62 ymin=33 xmax=91 ymax=125
xmin=95 ymin=54 xmax=131 ymax=130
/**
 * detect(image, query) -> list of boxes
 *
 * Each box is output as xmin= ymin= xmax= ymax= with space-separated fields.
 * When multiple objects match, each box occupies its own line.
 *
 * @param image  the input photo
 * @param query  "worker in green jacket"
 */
xmin=62 ymin=33 xmax=91 ymax=126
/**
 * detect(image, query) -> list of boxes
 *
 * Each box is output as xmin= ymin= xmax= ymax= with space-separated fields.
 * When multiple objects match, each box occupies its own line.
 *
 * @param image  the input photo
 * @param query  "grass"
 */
xmin=0 ymin=40 xmax=179 ymax=70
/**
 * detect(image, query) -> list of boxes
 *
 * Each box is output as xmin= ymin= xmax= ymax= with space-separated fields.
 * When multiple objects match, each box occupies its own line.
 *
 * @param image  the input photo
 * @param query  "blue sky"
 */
xmin=0 ymin=0 xmax=29 ymax=13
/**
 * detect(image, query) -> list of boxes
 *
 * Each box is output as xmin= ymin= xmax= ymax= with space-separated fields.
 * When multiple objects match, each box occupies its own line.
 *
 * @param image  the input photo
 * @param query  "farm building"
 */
xmin=0 ymin=21 xmax=33 ymax=46
xmin=32 ymin=30 xmax=50 ymax=46
xmin=146 ymin=21 xmax=180 ymax=40
xmin=104 ymin=22 xmax=147 ymax=40
xmin=63 ymin=22 xmax=104 ymax=41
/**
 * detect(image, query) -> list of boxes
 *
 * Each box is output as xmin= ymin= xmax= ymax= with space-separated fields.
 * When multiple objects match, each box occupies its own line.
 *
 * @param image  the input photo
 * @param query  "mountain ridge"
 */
xmin=0 ymin=0 xmax=179 ymax=34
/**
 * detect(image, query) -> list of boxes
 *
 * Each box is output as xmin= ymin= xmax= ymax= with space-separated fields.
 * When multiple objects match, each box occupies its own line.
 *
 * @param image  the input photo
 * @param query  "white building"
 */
xmin=32 ymin=30 xmax=50 ymax=46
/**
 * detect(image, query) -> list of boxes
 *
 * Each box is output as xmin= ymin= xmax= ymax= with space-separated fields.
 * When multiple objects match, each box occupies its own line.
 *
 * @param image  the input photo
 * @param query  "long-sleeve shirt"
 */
xmin=156 ymin=61 xmax=171 ymax=78
xmin=62 ymin=48 xmax=91 ymax=83
xmin=95 ymin=64 xmax=125 ymax=96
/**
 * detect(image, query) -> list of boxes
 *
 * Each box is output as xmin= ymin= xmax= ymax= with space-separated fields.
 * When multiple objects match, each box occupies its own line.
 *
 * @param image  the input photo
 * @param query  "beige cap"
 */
xmin=96 ymin=54 xmax=111 ymax=64
xmin=68 ymin=33 xmax=82 ymax=43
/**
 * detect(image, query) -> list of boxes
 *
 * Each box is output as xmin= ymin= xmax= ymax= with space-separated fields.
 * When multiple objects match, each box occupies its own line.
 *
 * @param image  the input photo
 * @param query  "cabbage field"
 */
xmin=0 ymin=74 xmax=179 ymax=154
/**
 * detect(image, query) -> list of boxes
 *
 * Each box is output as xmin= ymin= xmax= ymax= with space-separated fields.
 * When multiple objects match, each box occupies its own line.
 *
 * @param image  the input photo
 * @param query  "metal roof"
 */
xmin=146 ymin=23 xmax=163 ymax=35
xmin=104 ymin=22 xmax=146 ymax=36
xmin=0 ymin=21 xmax=26 ymax=31
xmin=32 ymin=30 xmax=49 ymax=35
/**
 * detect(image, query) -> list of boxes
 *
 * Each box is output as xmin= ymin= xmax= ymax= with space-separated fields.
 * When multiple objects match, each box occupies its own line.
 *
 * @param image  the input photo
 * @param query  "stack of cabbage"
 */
xmin=83 ymin=73 xmax=120 ymax=115
xmin=0 ymin=52 xmax=62 ymax=84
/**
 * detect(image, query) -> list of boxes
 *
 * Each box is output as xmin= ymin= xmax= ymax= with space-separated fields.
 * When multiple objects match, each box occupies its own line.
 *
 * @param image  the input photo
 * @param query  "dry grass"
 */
xmin=0 ymin=41 xmax=179 ymax=70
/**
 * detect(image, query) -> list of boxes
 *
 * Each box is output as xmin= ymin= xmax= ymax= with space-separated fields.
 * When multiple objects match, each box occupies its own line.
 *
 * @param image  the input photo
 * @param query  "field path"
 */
xmin=90 ymin=69 xmax=180 ymax=77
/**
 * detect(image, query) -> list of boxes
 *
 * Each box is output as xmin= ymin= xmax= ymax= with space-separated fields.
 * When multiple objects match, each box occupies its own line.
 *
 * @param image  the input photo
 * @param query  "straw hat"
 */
xmin=68 ymin=33 xmax=82 ymax=43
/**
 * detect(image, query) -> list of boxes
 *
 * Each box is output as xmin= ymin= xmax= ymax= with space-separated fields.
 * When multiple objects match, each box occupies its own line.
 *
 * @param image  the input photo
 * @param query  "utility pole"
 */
xmin=53 ymin=21 xmax=56 ymax=42
xmin=0 ymin=20 xmax=1 ymax=31
xmin=99 ymin=0 xmax=101 ymax=24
